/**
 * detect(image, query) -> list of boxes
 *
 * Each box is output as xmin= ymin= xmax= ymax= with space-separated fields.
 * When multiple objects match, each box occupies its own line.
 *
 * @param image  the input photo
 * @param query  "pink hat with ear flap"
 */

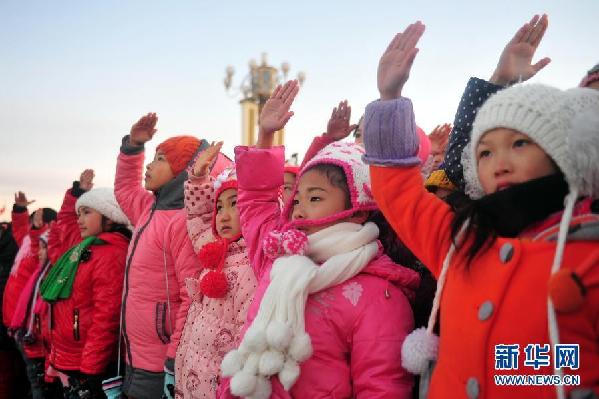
xmin=282 ymin=141 xmax=378 ymax=230
xmin=416 ymin=126 xmax=431 ymax=163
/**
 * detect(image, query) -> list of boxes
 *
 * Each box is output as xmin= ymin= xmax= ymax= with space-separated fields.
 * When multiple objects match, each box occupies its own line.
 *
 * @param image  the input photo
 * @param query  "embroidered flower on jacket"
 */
xmin=342 ymin=282 xmax=363 ymax=306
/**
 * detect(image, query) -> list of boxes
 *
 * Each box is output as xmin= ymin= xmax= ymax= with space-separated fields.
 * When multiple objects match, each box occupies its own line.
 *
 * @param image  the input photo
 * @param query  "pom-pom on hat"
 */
xmin=282 ymin=141 xmax=378 ymax=229
xmin=156 ymin=135 xmax=202 ymax=176
xmin=75 ymin=188 xmax=129 ymax=226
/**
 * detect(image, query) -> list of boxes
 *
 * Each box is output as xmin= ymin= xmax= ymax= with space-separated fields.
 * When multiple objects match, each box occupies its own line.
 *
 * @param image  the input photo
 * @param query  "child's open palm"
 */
xmin=491 ymin=14 xmax=551 ymax=85
xmin=79 ymin=169 xmax=95 ymax=191
xmin=130 ymin=112 xmax=158 ymax=146
xmin=378 ymin=21 xmax=425 ymax=100
xmin=429 ymin=123 xmax=451 ymax=156
xmin=14 ymin=191 xmax=35 ymax=207
xmin=326 ymin=100 xmax=358 ymax=141
xmin=193 ymin=141 xmax=223 ymax=177
xmin=259 ymin=80 xmax=299 ymax=138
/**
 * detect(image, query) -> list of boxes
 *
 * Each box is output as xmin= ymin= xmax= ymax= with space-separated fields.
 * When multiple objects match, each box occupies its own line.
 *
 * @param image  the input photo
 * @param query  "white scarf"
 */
xmin=221 ymin=222 xmax=379 ymax=398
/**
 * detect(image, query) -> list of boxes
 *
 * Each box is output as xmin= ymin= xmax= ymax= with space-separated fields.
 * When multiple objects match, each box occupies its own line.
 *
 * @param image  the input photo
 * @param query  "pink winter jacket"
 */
xmin=115 ymin=137 xmax=231 ymax=373
xmin=175 ymin=174 xmax=257 ymax=398
xmin=218 ymin=146 xmax=419 ymax=398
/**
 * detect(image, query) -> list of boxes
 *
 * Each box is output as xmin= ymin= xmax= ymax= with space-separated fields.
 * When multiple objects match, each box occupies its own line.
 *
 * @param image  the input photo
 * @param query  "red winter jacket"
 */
xmin=48 ymin=188 xmax=129 ymax=375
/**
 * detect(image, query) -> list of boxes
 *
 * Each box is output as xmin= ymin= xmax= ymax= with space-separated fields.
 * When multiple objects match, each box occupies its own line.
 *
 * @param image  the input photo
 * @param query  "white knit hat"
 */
xmin=75 ymin=188 xmax=129 ymax=226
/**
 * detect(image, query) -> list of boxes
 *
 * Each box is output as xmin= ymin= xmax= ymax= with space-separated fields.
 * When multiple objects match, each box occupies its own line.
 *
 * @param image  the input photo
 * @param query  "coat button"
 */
xmin=478 ymin=300 xmax=494 ymax=321
xmin=499 ymin=243 xmax=514 ymax=263
xmin=466 ymin=377 xmax=480 ymax=398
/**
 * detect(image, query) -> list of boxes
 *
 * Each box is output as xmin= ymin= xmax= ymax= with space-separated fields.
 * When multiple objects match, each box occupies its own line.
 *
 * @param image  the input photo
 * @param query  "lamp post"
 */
xmin=224 ymin=53 xmax=305 ymax=146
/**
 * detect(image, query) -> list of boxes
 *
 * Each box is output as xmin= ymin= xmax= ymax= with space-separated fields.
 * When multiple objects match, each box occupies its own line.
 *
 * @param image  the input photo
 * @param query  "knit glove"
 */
xmin=362 ymin=98 xmax=421 ymax=166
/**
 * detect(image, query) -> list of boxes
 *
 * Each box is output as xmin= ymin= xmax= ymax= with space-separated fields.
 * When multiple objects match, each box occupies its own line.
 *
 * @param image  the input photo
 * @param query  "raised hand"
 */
xmin=32 ymin=208 xmax=44 ymax=229
xmin=429 ymin=123 xmax=451 ymax=156
xmin=326 ymin=100 xmax=358 ymax=141
xmin=130 ymin=112 xmax=158 ymax=146
xmin=79 ymin=169 xmax=95 ymax=191
xmin=193 ymin=141 xmax=223 ymax=177
xmin=490 ymin=14 xmax=551 ymax=86
xmin=378 ymin=21 xmax=425 ymax=100
xmin=257 ymin=80 xmax=300 ymax=148
xmin=14 ymin=191 xmax=35 ymax=207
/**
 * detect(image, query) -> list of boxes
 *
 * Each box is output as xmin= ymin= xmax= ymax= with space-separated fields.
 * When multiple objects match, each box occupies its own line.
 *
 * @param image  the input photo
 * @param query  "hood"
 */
xmin=361 ymin=248 xmax=421 ymax=302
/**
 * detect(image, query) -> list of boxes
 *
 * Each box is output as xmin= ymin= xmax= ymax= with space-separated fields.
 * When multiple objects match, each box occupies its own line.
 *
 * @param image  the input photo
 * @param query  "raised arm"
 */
xmin=114 ymin=113 xmax=158 ymax=225
xmin=444 ymin=15 xmax=551 ymax=188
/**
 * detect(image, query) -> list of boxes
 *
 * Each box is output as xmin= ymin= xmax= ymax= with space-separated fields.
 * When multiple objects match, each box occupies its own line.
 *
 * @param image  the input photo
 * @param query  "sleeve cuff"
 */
xmin=120 ymin=135 xmax=145 ymax=155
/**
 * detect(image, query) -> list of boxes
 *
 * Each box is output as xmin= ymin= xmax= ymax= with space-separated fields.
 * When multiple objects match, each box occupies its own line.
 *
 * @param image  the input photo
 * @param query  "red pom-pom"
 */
xmin=198 ymin=241 xmax=225 ymax=269
xmin=199 ymin=271 xmax=228 ymax=298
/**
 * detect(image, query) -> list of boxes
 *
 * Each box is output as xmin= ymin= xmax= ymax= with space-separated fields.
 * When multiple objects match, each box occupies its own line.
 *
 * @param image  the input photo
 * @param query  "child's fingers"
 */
xmin=282 ymin=111 xmax=294 ymax=126
xmin=271 ymin=84 xmax=282 ymax=99
xmin=281 ymin=80 xmax=298 ymax=101
xmin=404 ymin=22 xmax=425 ymax=53
xmin=532 ymin=57 xmax=551 ymax=74
xmin=283 ymin=84 xmax=299 ymax=107
xmin=385 ymin=32 xmax=402 ymax=54
xmin=530 ymin=14 xmax=548 ymax=47
xmin=510 ymin=23 xmax=529 ymax=44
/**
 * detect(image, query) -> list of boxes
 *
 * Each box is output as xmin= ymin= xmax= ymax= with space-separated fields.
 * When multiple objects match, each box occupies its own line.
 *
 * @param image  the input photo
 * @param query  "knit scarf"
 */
xmin=221 ymin=222 xmax=379 ymax=397
xmin=40 ymin=236 xmax=104 ymax=302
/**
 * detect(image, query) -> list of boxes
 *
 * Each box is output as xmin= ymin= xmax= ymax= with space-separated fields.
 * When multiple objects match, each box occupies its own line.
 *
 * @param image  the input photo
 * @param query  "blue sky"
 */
xmin=1 ymin=0 xmax=597 ymax=216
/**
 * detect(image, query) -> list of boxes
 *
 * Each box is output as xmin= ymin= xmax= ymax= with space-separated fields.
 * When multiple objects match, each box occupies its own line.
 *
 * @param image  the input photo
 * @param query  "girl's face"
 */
xmin=291 ymin=169 xmax=365 ymax=235
xmin=38 ymin=241 xmax=48 ymax=264
xmin=77 ymin=206 xmax=104 ymax=238
xmin=215 ymin=188 xmax=241 ymax=239
xmin=476 ymin=128 xmax=557 ymax=195
xmin=282 ymin=172 xmax=296 ymax=205
xmin=145 ymin=151 xmax=175 ymax=192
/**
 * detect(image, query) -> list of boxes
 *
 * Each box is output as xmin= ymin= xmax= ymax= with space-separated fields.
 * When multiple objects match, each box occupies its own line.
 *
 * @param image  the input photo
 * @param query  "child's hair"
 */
xmin=306 ymin=164 xmax=352 ymax=209
xmin=101 ymin=215 xmax=132 ymax=239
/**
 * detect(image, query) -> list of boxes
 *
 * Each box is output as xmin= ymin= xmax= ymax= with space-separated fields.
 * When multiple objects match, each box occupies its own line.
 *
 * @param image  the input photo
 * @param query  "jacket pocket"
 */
xmin=155 ymin=302 xmax=171 ymax=344
xmin=73 ymin=308 xmax=80 ymax=341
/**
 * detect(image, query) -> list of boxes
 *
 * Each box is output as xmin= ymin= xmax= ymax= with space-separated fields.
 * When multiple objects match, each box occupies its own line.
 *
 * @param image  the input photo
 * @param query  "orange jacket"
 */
xmin=370 ymin=165 xmax=599 ymax=399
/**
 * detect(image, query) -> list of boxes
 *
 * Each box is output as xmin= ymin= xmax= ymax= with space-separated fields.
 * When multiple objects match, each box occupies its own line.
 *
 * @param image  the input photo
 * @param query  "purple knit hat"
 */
xmin=282 ymin=141 xmax=378 ymax=229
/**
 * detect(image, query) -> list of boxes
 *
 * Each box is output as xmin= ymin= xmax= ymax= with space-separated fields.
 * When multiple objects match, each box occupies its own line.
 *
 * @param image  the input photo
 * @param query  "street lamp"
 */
xmin=224 ymin=52 xmax=305 ymax=146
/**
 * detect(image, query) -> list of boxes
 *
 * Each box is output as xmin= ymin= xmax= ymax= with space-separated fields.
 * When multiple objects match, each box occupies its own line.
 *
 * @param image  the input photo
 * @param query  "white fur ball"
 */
xmin=279 ymin=359 xmax=301 ymax=391
xmin=266 ymin=320 xmax=293 ymax=351
xmin=230 ymin=370 xmax=258 ymax=397
xmin=401 ymin=327 xmax=439 ymax=375
xmin=247 ymin=376 xmax=272 ymax=399
xmin=242 ymin=326 xmax=268 ymax=353
xmin=288 ymin=332 xmax=312 ymax=362
xmin=258 ymin=350 xmax=285 ymax=376
xmin=221 ymin=349 xmax=245 ymax=377
xmin=244 ymin=353 xmax=261 ymax=375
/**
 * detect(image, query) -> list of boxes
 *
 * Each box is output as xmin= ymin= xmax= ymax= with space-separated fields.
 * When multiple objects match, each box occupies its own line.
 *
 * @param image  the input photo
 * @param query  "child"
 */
xmin=40 ymin=170 xmax=131 ymax=398
xmin=115 ymin=113 xmax=231 ymax=398
xmin=220 ymin=80 xmax=419 ymax=398
xmin=175 ymin=142 xmax=257 ymax=398
xmin=363 ymin=19 xmax=599 ymax=399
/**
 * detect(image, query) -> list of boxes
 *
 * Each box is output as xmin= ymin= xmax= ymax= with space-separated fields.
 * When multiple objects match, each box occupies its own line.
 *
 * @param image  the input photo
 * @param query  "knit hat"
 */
xmin=424 ymin=168 xmax=457 ymax=192
xmin=283 ymin=141 xmax=377 ymax=228
xmin=463 ymin=84 xmax=569 ymax=199
xmin=156 ymin=135 xmax=202 ymax=176
xmin=579 ymin=62 xmax=599 ymax=88
xmin=283 ymin=164 xmax=300 ymax=176
xmin=75 ymin=188 xmax=130 ymax=226
xmin=212 ymin=167 xmax=239 ymax=237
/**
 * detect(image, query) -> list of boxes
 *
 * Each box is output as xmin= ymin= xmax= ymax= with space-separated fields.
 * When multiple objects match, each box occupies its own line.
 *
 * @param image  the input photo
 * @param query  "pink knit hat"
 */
xmin=282 ymin=141 xmax=378 ymax=229
xmin=579 ymin=63 xmax=599 ymax=88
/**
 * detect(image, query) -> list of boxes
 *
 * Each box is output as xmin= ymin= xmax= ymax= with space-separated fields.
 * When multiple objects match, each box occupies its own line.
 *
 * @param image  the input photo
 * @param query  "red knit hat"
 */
xmin=284 ymin=164 xmax=300 ymax=176
xmin=156 ymin=135 xmax=202 ymax=176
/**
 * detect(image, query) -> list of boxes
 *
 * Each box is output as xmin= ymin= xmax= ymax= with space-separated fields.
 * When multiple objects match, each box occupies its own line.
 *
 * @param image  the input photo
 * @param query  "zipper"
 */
xmin=121 ymin=203 xmax=157 ymax=365
xmin=73 ymin=309 xmax=80 ymax=341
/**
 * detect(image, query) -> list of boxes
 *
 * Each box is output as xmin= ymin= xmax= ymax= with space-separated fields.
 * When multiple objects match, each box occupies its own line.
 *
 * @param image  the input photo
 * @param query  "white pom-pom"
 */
xmin=278 ymin=359 xmax=301 ymax=391
xmin=247 ymin=376 xmax=272 ymax=399
xmin=243 ymin=353 xmax=261 ymax=375
xmin=401 ymin=327 xmax=439 ymax=375
xmin=221 ymin=349 xmax=245 ymax=377
xmin=288 ymin=332 xmax=312 ymax=362
xmin=266 ymin=320 xmax=293 ymax=351
xmin=258 ymin=350 xmax=285 ymax=376
xmin=242 ymin=326 xmax=268 ymax=353
xmin=230 ymin=370 xmax=257 ymax=397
